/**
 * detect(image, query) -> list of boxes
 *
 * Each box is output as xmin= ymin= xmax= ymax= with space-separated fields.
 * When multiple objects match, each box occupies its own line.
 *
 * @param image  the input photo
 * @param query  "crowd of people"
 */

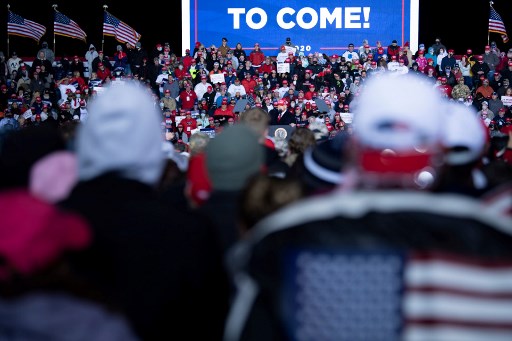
xmin=0 ymin=35 xmax=511 ymax=340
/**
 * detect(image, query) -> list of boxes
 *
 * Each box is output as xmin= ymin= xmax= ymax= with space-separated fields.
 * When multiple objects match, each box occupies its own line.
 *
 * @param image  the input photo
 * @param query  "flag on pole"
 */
xmin=7 ymin=11 xmax=46 ymax=42
xmin=54 ymin=11 xmax=87 ymax=42
xmin=489 ymin=6 xmax=509 ymax=43
xmin=103 ymin=11 xmax=141 ymax=47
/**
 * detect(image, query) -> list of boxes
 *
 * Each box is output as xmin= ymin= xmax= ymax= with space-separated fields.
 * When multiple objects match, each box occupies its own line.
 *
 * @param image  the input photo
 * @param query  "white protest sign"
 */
xmin=501 ymin=95 xmax=512 ymax=106
xmin=285 ymin=46 xmax=297 ymax=55
xmin=175 ymin=115 xmax=186 ymax=125
xmin=340 ymin=112 xmax=353 ymax=124
xmin=210 ymin=73 xmax=225 ymax=84
xmin=23 ymin=111 xmax=33 ymax=119
xmin=277 ymin=63 xmax=290 ymax=74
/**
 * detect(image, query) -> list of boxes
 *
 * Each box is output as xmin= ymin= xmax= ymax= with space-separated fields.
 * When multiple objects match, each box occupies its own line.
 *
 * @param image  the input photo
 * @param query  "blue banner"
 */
xmin=183 ymin=0 xmax=417 ymax=55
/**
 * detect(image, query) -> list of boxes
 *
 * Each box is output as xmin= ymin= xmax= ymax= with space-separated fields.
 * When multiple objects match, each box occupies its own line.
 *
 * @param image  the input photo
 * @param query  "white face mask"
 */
xmin=179 ymin=65 xmax=183 ymax=70
xmin=76 ymin=94 xmax=80 ymax=98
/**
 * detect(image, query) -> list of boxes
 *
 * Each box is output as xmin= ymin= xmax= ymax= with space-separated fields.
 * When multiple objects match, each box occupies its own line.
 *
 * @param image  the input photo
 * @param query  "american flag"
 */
xmin=54 ymin=11 xmax=87 ymax=42
xmin=284 ymin=249 xmax=512 ymax=340
xmin=7 ymin=11 xmax=46 ymax=42
xmin=489 ymin=6 xmax=509 ymax=43
xmin=103 ymin=11 xmax=141 ymax=47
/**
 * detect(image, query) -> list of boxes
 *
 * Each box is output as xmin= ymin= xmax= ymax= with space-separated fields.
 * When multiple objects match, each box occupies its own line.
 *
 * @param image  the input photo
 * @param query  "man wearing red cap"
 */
xmin=179 ymin=81 xmax=197 ymax=111
xmin=471 ymin=55 xmax=490 ymax=87
xmin=161 ymin=89 xmax=177 ymax=112
xmin=371 ymin=40 xmax=386 ymax=61
xmin=276 ymin=45 xmax=289 ymax=64
xmin=241 ymin=72 xmax=257 ymax=95
xmin=70 ymin=55 xmax=85 ymax=78
xmin=228 ymin=77 xmax=246 ymax=97
xmin=269 ymin=99 xmax=294 ymax=125
xmin=213 ymin=97 xmax=235 ymax=122
xmin=194 ymin=74 xmax=212 ymax=100
xmin=278 ymin=79 xmax=291 ymax=98
xmin=440 ymin=49 xmax=456 ymax=72
xmin=387 ymin=55 xmax=400 ymax=72
xmin=483 ymin=44 xmax=500 ymax=80
xmin=260 ymin=56 xmax=277 ymax=75
xmin=180 ymin=111 xmax=198 ymax=138
xmin=96 ymin=62 xmax=111 ymax=82
xmin=304 ymin=83 xmax=317 ymax=101
xmin=437 ymin=77 xmax=453 ymax=98
xmin=91 ymin=50 xmax=111 ymax=73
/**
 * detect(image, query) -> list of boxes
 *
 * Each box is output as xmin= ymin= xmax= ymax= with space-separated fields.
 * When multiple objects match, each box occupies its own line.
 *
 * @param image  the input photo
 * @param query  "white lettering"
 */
xmin=319 ymin=8 xmax=342 ymax=28
xmin=277 ymin=7 xmax=296 ymax=29
xmin=227 ymin=8 xmax=246 ymax=29
xmin=345 ymin=7 xmax=361 ymax=29
xmin=246 ymin=8 xmax=267 ymax=29
xmin=296 ymin=7 xmax=318 ymax=29
xmin=229 ymin=6 xmax=370 ymax=30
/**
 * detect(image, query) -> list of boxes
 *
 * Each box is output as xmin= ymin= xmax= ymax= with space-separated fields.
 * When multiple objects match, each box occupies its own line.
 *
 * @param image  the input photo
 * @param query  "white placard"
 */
xmin=277 ymin=63 xmax=290 ymax=74
xmin=93 ymin=86 xmax=106 ymax=94
xmin=285 ymin=46 xmax=297 ymax=55
xmin=175 ymin=115 xmax=186 ymax=125
xmin=340 ymin=112 xmax=353 ymax=124
xmin=501 ymin=95 xmax=512 ymax=106
xmin=200 ymin=128 xmax=216 ymax=138
xmin=23 ymin=111 xmax=33 ymax=119
xmin=210 ymin=73 xmax=225 ymax=84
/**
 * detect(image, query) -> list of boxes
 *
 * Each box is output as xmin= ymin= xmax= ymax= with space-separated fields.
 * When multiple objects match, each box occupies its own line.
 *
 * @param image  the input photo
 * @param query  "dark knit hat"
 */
xmin=206 ymin=124 xmax=264 ymax=190
xmin=300 ymin=133 xmax=347 ymax=192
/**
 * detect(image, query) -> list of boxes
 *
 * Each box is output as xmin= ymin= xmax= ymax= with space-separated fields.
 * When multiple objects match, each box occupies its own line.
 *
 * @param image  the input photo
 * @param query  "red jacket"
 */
xmin=241 ymin=79 xmax=257 ymax=94
xmin=260 ymin=63 xmax=276 ymax=75
xmin=213 ymin=106 xmax=234 ymax=119
xmin=249 ymin=50 xmax=265 ymax=67
xmin=97 ymin=67 xmax=111 ymax=81
xmin=181 ymin=116 xmax=197 ymax=137
xmin=179 ymin=89 xmax=197 ymax=110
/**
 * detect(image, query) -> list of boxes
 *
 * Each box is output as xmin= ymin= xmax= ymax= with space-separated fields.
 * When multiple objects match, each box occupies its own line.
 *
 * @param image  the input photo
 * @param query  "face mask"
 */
xmin=179 ymin=65 xmax=183 ymax=69
xmin=76 ymin=94 xmax=80 ymax=98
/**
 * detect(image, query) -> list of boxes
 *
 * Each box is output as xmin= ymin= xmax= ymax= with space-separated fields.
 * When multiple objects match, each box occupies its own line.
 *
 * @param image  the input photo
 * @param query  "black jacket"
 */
xmin=60 ymin=173 xmax=230 ymax=341
xmin=224 ymin=190 xmax=512 ymax=341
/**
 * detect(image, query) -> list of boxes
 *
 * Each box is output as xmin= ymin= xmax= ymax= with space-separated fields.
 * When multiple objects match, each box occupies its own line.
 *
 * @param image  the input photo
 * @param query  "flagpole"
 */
xmin=102 ymin=5 xmax=108 ymax=52
xmin=7 ymin=4 xmax=10 ymax=58
xmin=52 ymin=4 xmax=58 ymax=58
xmin=488 ymin=1 xmax=492 ymax=45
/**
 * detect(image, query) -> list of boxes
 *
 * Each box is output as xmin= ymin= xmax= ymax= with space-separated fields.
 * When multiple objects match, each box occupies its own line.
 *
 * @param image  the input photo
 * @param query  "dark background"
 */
xmin=0 ymin=1 xmax=509 ymax=59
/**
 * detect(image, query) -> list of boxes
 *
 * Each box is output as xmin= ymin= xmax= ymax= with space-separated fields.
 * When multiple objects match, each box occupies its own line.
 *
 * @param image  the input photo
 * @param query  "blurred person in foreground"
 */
xmin=59 ymin=82 xmax=229 ymax=341
xmin=0 ymin=189 xmax=139 ymax=340
xmin=197 ymin=123 xmax=265 ymax=256
xmin=223 ymin=73 xmax=512 ymax=341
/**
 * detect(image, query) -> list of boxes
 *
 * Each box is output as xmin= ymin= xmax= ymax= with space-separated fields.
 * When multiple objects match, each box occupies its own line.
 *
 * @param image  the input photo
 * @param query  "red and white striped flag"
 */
xmin=8 ymin=11 xmax=46 ymax=42
xmin=103 ymin=11 xmax=141 ymax=47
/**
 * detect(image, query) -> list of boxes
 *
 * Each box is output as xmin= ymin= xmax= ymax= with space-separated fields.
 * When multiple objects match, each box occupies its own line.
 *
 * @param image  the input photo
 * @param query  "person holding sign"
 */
xmin=276 ymin=45 xmax=289 ymax=64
